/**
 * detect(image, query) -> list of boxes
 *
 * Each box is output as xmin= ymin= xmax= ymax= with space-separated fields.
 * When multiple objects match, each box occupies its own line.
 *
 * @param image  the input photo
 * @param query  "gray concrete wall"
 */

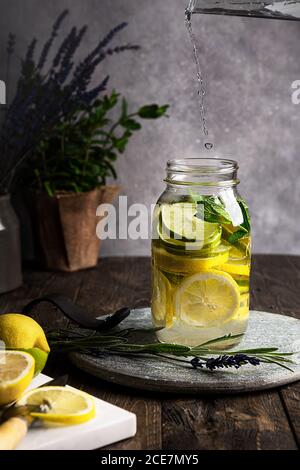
xmin=0 ymin=0 xmax=299 ymax=256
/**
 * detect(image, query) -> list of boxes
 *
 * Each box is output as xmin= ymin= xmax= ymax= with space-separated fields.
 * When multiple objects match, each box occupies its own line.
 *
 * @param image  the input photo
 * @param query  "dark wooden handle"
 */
xmin=0 ymin=417 xmax=28 ymax=450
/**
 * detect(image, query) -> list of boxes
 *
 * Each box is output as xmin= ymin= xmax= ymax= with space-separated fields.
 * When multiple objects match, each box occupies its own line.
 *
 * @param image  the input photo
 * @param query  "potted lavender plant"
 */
xmin=0 ymin=11 xmax=168 ymax=272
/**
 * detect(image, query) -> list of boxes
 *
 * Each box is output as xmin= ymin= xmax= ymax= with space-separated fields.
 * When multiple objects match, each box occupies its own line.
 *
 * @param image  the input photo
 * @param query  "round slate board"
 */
xmin=70 ymin=309 xmax=300 ymax=394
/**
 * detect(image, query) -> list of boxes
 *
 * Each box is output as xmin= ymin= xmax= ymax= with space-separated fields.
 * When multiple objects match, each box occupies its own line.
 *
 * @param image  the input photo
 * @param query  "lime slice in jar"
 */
xmin=159 ymin=203 xmax=221 ymax=250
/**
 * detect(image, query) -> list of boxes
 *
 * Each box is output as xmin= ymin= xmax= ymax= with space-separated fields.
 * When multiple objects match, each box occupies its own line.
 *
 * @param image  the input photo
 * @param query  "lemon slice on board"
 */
xmin=0 ymin=351 xmax=35 ymax=406
xmin=175 ymin=270 xmax=240 ymax=328
xmin=16 ymin=386 xmax=96 ymax=425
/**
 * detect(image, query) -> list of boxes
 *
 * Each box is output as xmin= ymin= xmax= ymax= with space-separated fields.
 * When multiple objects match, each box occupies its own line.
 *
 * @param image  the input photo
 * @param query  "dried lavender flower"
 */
xmin=37 ymin=9 xmax=69 ymax=70
xmin=191 ymin=354 xmax=261 ymax=371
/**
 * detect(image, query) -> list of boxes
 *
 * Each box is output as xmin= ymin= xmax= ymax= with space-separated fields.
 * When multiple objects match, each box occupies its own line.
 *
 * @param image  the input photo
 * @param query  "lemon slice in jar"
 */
xmin=217 ymin=239 xmax=251 ymax=277
xmin=153 ymin=244 xmax=230 ymax=274
xmin=151 ymin=269 xmax=173 ymax=327
xmin=220 ymin=258 xmax=251 ymax=276
xmin=175 ymin=270 xmax=240 ymax=328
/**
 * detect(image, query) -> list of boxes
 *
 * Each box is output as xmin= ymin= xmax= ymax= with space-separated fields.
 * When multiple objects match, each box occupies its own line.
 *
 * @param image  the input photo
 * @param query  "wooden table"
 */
xmin=0 ymin=255 xmax=299 ymax=450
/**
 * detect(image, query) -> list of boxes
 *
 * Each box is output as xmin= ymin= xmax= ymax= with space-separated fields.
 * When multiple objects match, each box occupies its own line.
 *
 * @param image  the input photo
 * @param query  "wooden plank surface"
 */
xmin=0 ymin=255 xmax=299 ymax=450
xmin=162 ymin=392 xmax=297 ymax=450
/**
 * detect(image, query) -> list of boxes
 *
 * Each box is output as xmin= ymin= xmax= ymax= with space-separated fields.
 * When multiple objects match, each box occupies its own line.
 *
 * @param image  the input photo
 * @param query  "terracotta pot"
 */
xmin=31 ymin=186 xmax=119 ymax=272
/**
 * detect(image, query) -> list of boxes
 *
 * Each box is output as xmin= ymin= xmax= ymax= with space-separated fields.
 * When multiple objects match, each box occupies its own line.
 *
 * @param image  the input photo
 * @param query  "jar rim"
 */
xmin=166 ymin=158 xmax=238 ymax=175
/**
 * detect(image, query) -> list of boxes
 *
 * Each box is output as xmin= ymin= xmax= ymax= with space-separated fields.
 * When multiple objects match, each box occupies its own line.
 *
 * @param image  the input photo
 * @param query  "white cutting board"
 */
xmin=16 ymin=374 xmax=136 ymax=450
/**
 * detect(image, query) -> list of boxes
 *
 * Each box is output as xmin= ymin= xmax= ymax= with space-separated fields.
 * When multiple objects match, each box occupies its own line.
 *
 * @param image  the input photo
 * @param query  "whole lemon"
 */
xmin=0 ymin=314 xmax=50 ymax=375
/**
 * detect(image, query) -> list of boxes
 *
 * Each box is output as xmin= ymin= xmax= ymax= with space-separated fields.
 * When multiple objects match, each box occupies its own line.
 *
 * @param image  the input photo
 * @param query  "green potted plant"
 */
xmin=0 ymin=11 xmax=168 ymax=272
xmin=26 ymin=92 xmax=168 ymax=271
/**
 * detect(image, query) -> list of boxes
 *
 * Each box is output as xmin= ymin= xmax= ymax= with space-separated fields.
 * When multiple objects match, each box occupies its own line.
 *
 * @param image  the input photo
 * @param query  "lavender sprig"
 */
xmin=47 ymin=329 xmax=296 ymax=373
xmin=37 ymin=9 xmax=69 ymax=70
xmin=25 ymin=38 xmax=37 ymax=63
xmin=0 ymin=13 xmax=140 ymax=193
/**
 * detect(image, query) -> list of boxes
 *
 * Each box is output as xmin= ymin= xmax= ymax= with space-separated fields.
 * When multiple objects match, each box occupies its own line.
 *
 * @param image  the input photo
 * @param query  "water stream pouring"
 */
xmin=186 ymin=1 xmax=300 ymax=21
xmin=186 ymin=1 xmax=300 ymax=150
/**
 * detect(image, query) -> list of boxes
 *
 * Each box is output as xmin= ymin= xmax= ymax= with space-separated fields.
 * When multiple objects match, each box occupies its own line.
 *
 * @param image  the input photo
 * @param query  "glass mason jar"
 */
xmin=151 ymin=158 xmax=251 ymax=348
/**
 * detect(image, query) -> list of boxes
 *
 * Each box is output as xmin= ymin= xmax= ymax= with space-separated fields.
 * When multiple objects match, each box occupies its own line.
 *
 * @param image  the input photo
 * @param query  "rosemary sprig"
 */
xmin=47 ymin=329 xmax=296 ymax=372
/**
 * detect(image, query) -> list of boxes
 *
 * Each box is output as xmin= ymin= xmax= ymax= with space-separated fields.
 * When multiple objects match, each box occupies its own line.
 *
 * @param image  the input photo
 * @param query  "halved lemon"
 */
xmin=0 ymin=350 xmax=35 ymax=406
xmin=175 ymin=270 xmax=240 ymax=327
xmin=16 ymin=386 xmax=96 ymax=425
xmin=152 ymin=268 xmax=173 ymax=327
